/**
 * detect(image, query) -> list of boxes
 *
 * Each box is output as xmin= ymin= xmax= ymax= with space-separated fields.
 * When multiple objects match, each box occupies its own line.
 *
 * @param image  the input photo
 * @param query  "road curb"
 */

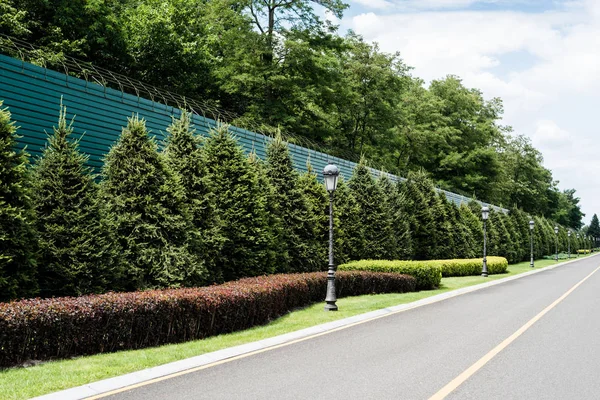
xmin=33 ymin=253 xmax=600 ymax=400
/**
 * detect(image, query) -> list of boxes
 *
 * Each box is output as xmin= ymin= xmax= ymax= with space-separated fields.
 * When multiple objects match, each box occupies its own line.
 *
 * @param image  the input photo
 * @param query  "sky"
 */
xmin=327 ymin=0 xmax=599 ymax=225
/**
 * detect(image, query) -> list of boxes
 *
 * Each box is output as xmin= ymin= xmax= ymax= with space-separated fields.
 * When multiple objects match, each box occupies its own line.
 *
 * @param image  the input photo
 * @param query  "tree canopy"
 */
xmin=0 ymin=0 xmax=585 ymax=228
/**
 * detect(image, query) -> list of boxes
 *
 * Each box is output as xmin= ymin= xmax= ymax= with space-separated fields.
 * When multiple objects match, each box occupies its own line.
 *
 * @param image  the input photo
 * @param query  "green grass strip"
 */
xmin=0 ymin=256 xmax=591 ymax=400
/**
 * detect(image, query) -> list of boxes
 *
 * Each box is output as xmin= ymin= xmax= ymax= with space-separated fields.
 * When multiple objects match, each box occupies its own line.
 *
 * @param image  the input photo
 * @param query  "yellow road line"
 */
xmin=86 ymin=259 xmax=594 ymax=399
xmin=429 ymin=264 xmax=600 ymax=400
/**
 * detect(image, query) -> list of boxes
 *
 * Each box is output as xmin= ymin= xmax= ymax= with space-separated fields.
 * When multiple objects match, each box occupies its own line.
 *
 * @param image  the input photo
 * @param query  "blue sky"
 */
xmin=330 ymin=0 xmax=600 ymax=224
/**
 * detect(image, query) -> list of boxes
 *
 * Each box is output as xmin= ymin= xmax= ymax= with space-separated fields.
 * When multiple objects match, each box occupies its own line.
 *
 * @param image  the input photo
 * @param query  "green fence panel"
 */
xmin=0 ymin=54 xmax=504 ymax=211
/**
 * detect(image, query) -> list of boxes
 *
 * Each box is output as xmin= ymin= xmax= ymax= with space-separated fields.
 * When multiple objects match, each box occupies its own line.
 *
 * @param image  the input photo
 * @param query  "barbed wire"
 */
xmin=0 ymin=34 xmax=362 ymax=163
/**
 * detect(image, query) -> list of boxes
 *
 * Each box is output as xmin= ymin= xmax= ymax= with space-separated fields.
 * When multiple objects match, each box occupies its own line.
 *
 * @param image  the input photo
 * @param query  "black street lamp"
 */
xmin=576 ymin=233 xmax=580 ymax=257
xmin=567 ymin=230 xmax=571 ymax=259
xmin=323 ymin=163 xmax=339 ymax=311
xmin=554 ymin=226 xmax=559 ymax=262
xmin=529 ymin=219 xmax=535 ymax=268
xmin=481 ymin=206 xmax=489 ymax=277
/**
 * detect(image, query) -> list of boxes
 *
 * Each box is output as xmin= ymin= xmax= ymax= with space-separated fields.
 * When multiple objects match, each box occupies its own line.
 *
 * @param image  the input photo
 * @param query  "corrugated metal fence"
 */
xmin=0 ymin=54 xmax=504 ymax=211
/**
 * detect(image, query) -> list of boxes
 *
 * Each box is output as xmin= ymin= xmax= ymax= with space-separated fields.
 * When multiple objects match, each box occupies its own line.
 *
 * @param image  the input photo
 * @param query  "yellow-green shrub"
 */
xmin=339 ymin=260 xmax=442 ymax=290
xmin=339 ymin=257 xmax=508 ymax=289
xmin=433 ymin=257 xmax=508 ymax=277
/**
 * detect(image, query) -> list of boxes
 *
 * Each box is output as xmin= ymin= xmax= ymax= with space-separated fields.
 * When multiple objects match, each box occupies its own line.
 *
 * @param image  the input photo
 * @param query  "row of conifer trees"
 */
xmin=0 ymin=101 xmax=588 ymax=301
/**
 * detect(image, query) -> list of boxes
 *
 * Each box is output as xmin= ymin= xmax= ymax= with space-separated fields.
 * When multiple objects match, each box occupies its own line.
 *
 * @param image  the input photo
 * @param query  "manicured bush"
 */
xmin=340 ymin=256 xmax=509 ymax=288
xmin=433 ymin=256 xmax=508 ymax=277
xmin=339 ymin=260 xmax=442 ymax=290
xmin=0 ymin=271 xmax=416 ymax=367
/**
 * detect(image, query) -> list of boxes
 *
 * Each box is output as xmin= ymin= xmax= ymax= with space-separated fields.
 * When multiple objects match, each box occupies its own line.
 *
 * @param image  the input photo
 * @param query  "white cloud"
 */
xmin=344 ymin=0 xmax=600 ymax=223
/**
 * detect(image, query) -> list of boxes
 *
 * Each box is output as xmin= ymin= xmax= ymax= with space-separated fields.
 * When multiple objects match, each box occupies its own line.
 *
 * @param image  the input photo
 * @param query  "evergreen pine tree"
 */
xmin=509 ymin=208 xmax=531 ymax=262
xmin=460 ymin=202 xmax=483 ymax=257
xmin=378 ymin=176 xmax=413 ymax=260
xmin=333 ymin=178 xmax=365 ymax=263
xmin=203 ymin=125 xmax=275 ymax=280
xmin=401 ymin=170 xmax=437 ymax=260
xmin=248 ymin=152 xmax=283 ymax=274
xmin=265 ymin=134 xmax=321 ymax=272
xmin=348 ymin=158 xmax=395 ymax=260
xmin=100 ymin=116 xmax=201 ymax=290
xmin=0 ymin=101 xmax=38 ymax=300
xmin=443 ymin=197 xmax=475 ymax=259
xmin=534 ymin=216 xmax=548 ymax=258
xmin=430 ymin=193 xmax=456 ymax=259
xmin=163 ymin=112 xmax=224 ymax=284
xmin=33 ymin=103 xmax=118 ymax=297
xmin=500 ymin=212 xmax=520 ymax=263
xmin=298 ymin=161 xmax=329 ymax=268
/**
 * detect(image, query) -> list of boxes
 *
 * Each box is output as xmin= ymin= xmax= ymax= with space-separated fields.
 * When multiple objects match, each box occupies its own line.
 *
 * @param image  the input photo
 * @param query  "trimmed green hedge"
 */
xmin=339 ymin=256 xmax=509 ymax=289
xmin=433 ymin=257 xmax=508 ymax=277
xmin=339 ymin=260 xmax=442 ymax=290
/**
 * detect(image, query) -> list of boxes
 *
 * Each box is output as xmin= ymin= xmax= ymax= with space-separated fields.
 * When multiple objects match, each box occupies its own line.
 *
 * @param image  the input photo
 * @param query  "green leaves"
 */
xmin=0 ymin=101 xmax=38 ymax=301
xmin=33 ymin=102 xmax=117 ymax=296
xmin=100 ymin=115 xmax=202 ymax=290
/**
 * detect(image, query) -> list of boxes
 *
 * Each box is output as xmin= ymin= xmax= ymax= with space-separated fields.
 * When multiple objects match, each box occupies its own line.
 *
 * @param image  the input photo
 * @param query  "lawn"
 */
xmin=0 ymin=255 xmax=591 ymax=400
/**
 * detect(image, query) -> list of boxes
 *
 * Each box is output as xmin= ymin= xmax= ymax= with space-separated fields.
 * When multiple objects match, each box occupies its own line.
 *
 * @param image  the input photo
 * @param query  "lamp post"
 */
xmin=554 ymin=226 xmax=559 ymax=262
xmin=529 ymin=219 xmax=535 ymax=268
xmin=576 ymin=233 xmax=579 ymax=257
xmin=481 ymin=206 xmax=489 ymax=277
xmin=323 ymin=164 xmax=339 ymax=311
xmin=567 ymin=230 xmax=571 ymax=259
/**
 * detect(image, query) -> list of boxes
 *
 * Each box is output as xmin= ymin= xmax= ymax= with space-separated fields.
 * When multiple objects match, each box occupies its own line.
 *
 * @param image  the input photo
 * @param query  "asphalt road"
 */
xmin=106 ymin=256 xmax=600 ymax=400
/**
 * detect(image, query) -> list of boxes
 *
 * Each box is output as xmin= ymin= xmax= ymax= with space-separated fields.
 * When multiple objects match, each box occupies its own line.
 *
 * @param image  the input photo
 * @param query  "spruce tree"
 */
xmin=500 ymin=212 xmax=520 ymax=263
xmin=203 ymin=125 xmax=274 ymax=280
xmin=460 ymin=202 xmax=483 ymax=257
xmin=248 ymin=152 xmax=283 ymax=275
xmin=163 ymin=112 xmax=224 ymax=284
xmin=100 ymin=116 xmax=201 ymax=290
xmin=33 ymin=103 xmax=118 ymax=297
xmin=298 ymin=161 xmax=329 ymax=268
xmin=348 ymin=159 xmax=395 ymax=260
xmin=401 ymin=170 xmax=437 ymax=260
xmin=443 ymin=197 xmax=475 ymax=259
xmin=266 ymin=134 xmax=321 ymax=272
xmin=509 ymin=208 xmax=531 ymax=262
xmin=333 ymin=178 xmax=365 ymax=263
xmin=0 ymin=101 xmax=38 ymax=300
xmin=378 ymin=175 xmax=413 ymax=260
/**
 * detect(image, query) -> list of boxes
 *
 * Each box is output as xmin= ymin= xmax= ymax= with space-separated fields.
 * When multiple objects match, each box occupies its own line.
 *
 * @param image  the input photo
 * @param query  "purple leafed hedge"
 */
xmin=0 ymin=271 xmax=415 ymax=368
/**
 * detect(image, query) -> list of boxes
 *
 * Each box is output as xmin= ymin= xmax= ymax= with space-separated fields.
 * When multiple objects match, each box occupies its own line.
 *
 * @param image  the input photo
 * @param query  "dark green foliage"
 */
xmin=333 ymin=178 xmax=365 ymax=264
xmin=348 ymin=159 xmax=395 ymax=260
xmin=203 ymin=125 xmax=274 ymax=280
xmin=460 ymin=203 xmax=483 ymax=257
xmin=487 ymin=210 xmax=512 ymax=260
xmin=0 ymin=101 xmax=37 ymax=301
xmin=499 ymin=212 xmax=520 ymax=263
xmin=588 ymin=214 xmax=600 ymax=243
xmin=33 ymin=104 xmax=117 ymax=297
xmin=99 ymin=116 xmax=201 ymax=290
xmin=509 ymin=208 xmax=531 ymax=262
xmin=378 ymin=175 xmax=413 ymax=260
xmin=248 ymin=152 xmax=283 ymax=274
xmin=266 ymin=134 xmax=321 ymax=272
xmin=163 ymin=112 xmax=224 ymax=284
xmin=400 ymin=170 xmax=437 ymax=260
xmin=298 ymin=162 xmax=329 ymax=269
xmin=442 ymin=196 xmax=476 ymax=259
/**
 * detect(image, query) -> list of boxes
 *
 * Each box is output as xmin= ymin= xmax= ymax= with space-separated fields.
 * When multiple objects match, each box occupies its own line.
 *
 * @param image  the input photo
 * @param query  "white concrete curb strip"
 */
xmin=32 ymin=254 xmax=600 ymax=400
